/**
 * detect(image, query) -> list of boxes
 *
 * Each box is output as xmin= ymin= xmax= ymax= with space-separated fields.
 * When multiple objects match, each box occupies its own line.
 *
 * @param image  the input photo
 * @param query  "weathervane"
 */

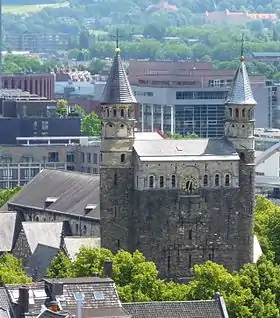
xmin=113 ymin=28 xmax=122 ymax=53
xmin=240 ymin=33 xmax=245 ymax=61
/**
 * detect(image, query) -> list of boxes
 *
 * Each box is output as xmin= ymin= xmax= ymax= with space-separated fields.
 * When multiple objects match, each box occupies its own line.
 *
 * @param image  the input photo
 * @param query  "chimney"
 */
xmin=104 ymin=260 xmax=113 ymax=278
xmin=18 ymin=286 xmax=29 ymax=318
xmin=50 ymin=301 xmax=58 ymax=312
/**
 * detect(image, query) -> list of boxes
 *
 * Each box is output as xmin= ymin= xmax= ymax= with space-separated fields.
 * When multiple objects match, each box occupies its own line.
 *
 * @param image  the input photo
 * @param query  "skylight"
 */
xmin=33 ymin=289 xmax=47 ymax=299
xmin=93 ymin=291 xmax=105 ymax=300
xmin=176 ymin=146 xmax=183 ymax=151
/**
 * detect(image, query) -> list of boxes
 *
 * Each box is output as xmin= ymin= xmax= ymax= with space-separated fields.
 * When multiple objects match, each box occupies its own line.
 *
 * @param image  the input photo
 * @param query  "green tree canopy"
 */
xmin=0 ymin=253 xmax=31 ymax=284
xmin=0 ymin=186 xmax=21 ymax=208
xmin=81 ymin=112 xmax=101 ymax=136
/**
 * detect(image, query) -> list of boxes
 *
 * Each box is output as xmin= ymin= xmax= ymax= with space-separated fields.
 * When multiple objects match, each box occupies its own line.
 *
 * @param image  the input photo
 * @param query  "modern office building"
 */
xmin=0 ymin=136 xmax=101 ymax=188
xmin=129 ymin=60 xmax=270 ymax=137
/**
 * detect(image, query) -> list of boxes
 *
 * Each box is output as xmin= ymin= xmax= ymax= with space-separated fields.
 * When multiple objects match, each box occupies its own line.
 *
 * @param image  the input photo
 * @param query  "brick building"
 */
xmin=2 ymin=73 xmax=55 ymax=99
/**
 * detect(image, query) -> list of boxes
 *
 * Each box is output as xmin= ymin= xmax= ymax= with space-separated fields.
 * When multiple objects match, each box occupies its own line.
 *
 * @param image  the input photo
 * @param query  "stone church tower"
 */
xmin=224 ymin=54 xmax=256 ymax=267
xmin=99 ymin=46 xmax=137 ymax=253
xmin=100 ymin=43 xmax=257 ymax=278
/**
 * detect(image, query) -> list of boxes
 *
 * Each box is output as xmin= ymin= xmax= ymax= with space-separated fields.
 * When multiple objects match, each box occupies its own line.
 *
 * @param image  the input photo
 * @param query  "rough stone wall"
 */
xmin=12 ymin=228 xmax=31 ymax=266
xmin=236 ymin=149 xmax=255 ymax=268
xmin=7 ymin=204 xmax=100 ymax=238
xmin=132 ymin=186 xmax=248 ymax=278
xmin=100 ymin=167 xmax=134 ymax=253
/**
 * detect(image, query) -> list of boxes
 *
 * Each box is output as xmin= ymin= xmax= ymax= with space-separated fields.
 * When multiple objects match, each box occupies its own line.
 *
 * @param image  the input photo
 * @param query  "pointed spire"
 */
xmin=100 ymin=30 xmax=137 ymax=105
xmin=227 ymin=34 xmax=256 ymax=105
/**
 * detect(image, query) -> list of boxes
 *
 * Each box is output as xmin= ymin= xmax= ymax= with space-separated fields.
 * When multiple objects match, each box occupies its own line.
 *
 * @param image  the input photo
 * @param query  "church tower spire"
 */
xmin=100 ymin=32 xmax=137 ymax=253
xmin=224 ymin=36 xmax=256 ymax=268
xmin=224 ymin=34 xmax=256 ymax=153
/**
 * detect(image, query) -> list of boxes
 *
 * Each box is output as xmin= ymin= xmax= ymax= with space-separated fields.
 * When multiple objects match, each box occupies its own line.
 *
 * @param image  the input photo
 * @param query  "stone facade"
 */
xmin=8 ymin=204 xmax=100 ymax=238
xmin=100 ymin=49 xmax=256 ymax=278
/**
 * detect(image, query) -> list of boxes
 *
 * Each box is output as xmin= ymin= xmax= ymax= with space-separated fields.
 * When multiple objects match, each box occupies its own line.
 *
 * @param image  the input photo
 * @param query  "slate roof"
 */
xmin=37 ymin=309 xmax=69 ymax=318
xmin=20 ymin=222 xmax=63 ymax=278
xmin=123 ymin=299 xmax=228 ymax=318
xmin=63 ymin=237 xmax=100 ymax=260
xmin=0 ymin=212 xmax=17 ymax=252
xmin=44 ymin=277 xmax=130 ymax=318
xmin=8 ymin=169 xmax=100 ymax=219
xmin=226 ymin=59 xmax=256 ymax=105
xmin=6 ymin=282 xmax=48 ymax=315
xmin=133 ymin=138 xmax=239 ymax=161
xmin=100 ymin=49 xmax=137 ymax=104
xmin=0 ymin=287 xmax=13 ymax=318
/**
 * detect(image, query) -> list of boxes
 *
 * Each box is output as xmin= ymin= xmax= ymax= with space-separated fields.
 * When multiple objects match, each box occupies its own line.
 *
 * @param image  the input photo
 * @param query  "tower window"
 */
xmin=242 ymin=109 xmax=246 ymax=117
xmin=149 ymin=176 xmax=154 ymax=188
xmin=117 ymin=240 xmax=120 ymax=249
xmin=229 ymin=108 xmax=232 ymax=117
xmin=120 ymin=109 xmax=124 ymax=117
xmin=106 ymin=109 xmax=109 ymax=117
xmin=114 ymin=172 xmax=117 ymax=185
xmin=240 ymin=152 xmax=245 ymax=162
xmin=235 ymin=108 xmax=239 ymax=118
xmin=188 ymin=254 xmax=192 ymax=269
xmin=121 ymin=154 xmax=125 ymax=163
xmin=113 ymin=109 xmax=117 ymax=117
xmin=189 ymin=229 xmax=192 ymax=240
xmin=171 ymin=175 xmax=176 ymax=188
xmin=75 ymin=224 xmax=79 ymax=234
xmin=185 ymin=180 xmax=193 ymax=193
xmin=128 ymin=109 xmax=131 ymax=118
xmin=120 ymin=124 xmax=124 ymax=128
xmin=225 ymin=174 xmax=230 ymax=186
xmin=160 ymin=176 xmax=164 ymax=188
xmin=214 ymin=174 xmax=220 ymax=186
xmin=203 ymin=174 xmax=208 ymax=186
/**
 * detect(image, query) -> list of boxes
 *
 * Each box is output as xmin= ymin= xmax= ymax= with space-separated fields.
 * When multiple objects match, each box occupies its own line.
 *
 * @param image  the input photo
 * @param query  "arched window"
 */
xmin=185 ymin=181 xmax=193 ymax=193
xmin=214 ymin=174 xmax=220 ymax=186
xmin=203 ymin=174 xmax=208 ymax=186
xmin=160 ymin=176 xmax=164 ymax=188
xmin=120 ymin=109 xmax=124 ymax=117
xmin=120 ymin=154 xmax=125 ymax=163
xmin=113 ymin=109 xmax=117 ymax=117
xmin=35 ymin=215 xmax=39 ymax=222
xmin=235 ymin=108 xmax=239 ymax=118
xmin=83 ymin=225 xmax=87 ymax=235
xmin=149 ymin=176 xmax=154 ymax=188
xmin=242 ymin=108 xmax=246 ymax=118
xmin=225 ymin=174 xmax=230 ymax=186
xmin=106 ymin=109 xmax=109 ymax=117
xmin=171 ymin=175 xmax=176 ymax=188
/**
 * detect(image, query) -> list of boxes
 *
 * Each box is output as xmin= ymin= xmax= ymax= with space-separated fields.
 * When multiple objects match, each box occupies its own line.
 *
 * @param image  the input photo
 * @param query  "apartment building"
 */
xmin=129 ymin=60 xmax=269 ymax=137
xmin=0 ymin=136 xmax=101 ymax=188
xmin=6 ymin=33 xmax=69 ymax=52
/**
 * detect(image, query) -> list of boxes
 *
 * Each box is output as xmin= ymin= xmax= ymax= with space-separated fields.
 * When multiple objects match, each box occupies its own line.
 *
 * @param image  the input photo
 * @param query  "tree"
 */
xmin=87 ymin=59 xmax=106 ymax=74
xmin=56 ymin=99 xmax=68 ymax=117
xmin=46 ymin=251 xmax=73 ymax=278
xmin=0 ymin=186 xmax=20 ymax=207
xmin=69 ymin=104 xmax=86 ymax=117
xmin=0 ymin=253 xmax=31 ymax=284
xmin=167 ymin=132 xmax=200 ymax=139
xmin=81 ymin=112 xmax=101 ymax=136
